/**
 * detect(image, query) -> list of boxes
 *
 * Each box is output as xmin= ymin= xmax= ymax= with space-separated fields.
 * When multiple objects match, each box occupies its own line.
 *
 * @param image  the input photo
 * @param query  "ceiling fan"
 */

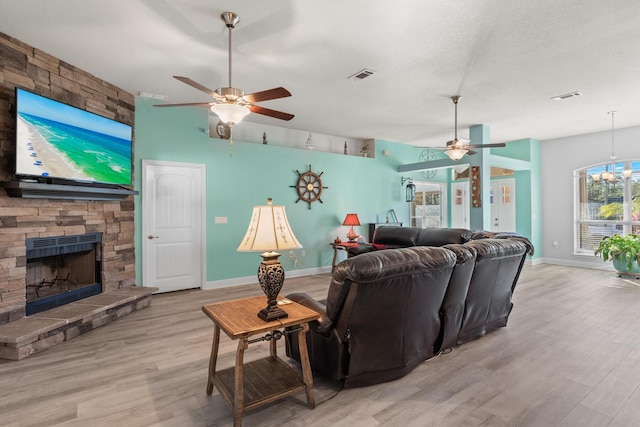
xmin=154 ymin=11 xmax=294 ymax=130
xmin=437 ymin=96 xmax=505 ymax=160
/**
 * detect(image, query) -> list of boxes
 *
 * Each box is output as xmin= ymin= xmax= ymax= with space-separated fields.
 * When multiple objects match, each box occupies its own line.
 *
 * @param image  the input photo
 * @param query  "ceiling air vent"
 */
xmin=550 ymin=91 xmax=582 ymax=101
xmin=348 ymin=68 xmax=376 ymax=81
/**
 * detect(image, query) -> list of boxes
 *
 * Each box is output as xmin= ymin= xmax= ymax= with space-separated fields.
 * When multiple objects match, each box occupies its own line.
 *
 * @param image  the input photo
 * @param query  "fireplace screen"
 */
xmin=25 ymin=233 xmax=102 ymax=315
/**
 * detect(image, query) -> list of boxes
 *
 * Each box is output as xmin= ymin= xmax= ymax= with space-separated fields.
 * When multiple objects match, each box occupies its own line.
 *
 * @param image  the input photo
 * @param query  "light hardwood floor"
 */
xmin=1 ymin=264 xmax=640 ymax=426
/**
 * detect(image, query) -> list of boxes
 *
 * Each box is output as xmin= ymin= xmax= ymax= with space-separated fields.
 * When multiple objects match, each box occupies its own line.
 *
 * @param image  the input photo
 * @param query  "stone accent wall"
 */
xmin=0 ymin=32 xmax=136 ymax=324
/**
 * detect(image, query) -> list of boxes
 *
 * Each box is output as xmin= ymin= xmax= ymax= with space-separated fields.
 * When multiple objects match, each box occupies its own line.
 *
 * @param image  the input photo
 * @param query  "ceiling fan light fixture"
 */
xmin=211 ymin=103 xmax=250 ymax=127
xmin=445 ymin=148 xmax=468 ymax=161
xmin=156 ymin=12 xmax=293 ymax=123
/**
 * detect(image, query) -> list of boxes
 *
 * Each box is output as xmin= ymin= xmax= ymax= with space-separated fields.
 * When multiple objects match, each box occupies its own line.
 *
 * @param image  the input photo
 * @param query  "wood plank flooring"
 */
xmin=1 ymin=264 xmax=640 ymax=426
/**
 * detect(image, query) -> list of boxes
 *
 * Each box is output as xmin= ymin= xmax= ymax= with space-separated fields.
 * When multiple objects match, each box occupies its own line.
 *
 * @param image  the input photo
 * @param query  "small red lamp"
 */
xmin=342 ymin=213 xmax=361 ymax=242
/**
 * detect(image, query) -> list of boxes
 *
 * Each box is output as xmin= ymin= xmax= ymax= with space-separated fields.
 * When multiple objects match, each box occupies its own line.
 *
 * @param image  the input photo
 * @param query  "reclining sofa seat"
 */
xmin=286 ymin=246 xmax=457 ymax=388
xmin=345 ymin=226 xmax=534 ymax=349
xmin=287 ymin=226 xmax=533 ymax=387
xmin=369 ymin=227 xmax=532 ymax=340
xmin=455 ymin=238 xmax=529 ymax=345
xmin=436 ymin=243 xmax=477 ymax=351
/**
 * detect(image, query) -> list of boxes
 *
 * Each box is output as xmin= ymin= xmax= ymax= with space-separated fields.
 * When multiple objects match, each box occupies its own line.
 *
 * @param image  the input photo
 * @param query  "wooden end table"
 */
xmin=202 ymin=295 xmax=320 ymax=426
xmin=330 ymin=241 xmax=360 ymax=271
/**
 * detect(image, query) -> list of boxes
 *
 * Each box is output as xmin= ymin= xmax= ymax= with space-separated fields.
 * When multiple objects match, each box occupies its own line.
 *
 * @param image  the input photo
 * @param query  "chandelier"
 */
xmin=590 ymin=111 xmax=631 ymax=184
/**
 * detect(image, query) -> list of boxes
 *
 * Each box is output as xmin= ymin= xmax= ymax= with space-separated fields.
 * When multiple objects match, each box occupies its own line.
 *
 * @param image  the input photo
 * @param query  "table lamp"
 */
xmin=237 ymin=198 xmax=302 ymax=321
xmin=342 ymin=213 xmax=360 ymax=242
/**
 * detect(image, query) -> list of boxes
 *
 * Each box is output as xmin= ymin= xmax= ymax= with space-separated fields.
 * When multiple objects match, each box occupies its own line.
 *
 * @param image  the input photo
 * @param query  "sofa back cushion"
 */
xmin=370 ymin=226 xmax=422 ymax=249
xmin=438 ymin=244 xmax=477 ymax=351
xmin=457 ymin=238 xmax=528 ymax=344
xmin=416 ymin=228 xmax=471 ymax=246
xmin=325 ymin=246 xmax=457 ymax=386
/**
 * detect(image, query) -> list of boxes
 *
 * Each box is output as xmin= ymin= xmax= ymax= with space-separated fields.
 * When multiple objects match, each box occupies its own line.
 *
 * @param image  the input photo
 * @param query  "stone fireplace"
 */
xmin=25 ymin=233 xmax=102 ymax=315
xmin=0 ymin=33 xmax=159 ymax=361
xmin=0 ymin=32 xmax=137 ymax=325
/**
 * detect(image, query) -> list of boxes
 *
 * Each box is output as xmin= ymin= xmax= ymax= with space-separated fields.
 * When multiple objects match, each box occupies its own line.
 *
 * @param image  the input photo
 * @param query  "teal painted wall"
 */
xmin=133 ymin=98 xmax=418 ymax=284
xmin=498 ymin=138 xmax=542 ymax=259
xmin=496 ymin=138 xmax=534 ymax=161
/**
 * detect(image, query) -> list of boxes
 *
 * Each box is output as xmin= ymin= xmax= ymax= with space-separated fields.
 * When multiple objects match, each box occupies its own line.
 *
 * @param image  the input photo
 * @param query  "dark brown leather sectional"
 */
xmin=286 ymin=227 xmax=533 ymax=388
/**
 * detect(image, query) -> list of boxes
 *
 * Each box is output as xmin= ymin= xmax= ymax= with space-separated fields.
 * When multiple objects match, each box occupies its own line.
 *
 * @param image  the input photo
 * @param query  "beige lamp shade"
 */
xmin=237 ymin=199 xmax=302 ymax=254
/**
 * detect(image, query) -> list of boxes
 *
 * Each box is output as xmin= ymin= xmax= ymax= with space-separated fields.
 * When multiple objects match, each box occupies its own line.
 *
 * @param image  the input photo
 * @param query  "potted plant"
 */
xmin=595 ymin=233 xmax=640 ymax=274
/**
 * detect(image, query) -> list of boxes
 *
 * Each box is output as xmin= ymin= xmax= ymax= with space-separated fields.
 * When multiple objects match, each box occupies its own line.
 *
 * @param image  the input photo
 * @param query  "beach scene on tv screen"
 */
xmin=16 ymin=89 xmax=132 ymax=185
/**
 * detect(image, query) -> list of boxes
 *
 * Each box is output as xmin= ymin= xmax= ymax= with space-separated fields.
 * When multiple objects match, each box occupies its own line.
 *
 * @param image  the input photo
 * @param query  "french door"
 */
xmin=410 ymin=182 xmax=447 ymax=228
xmin=490 ymin=178 xmax=516 ymax=232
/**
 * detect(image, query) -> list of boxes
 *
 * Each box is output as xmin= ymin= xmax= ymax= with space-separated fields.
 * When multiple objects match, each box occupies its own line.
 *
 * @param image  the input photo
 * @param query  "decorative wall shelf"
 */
xmin=1 ymin=181 xmax=138 ymax=201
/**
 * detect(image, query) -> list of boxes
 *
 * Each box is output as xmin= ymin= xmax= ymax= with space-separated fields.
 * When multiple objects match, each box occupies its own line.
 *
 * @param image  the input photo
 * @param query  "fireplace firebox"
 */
xmin=25 ymin=233 xmax=102 ymax=315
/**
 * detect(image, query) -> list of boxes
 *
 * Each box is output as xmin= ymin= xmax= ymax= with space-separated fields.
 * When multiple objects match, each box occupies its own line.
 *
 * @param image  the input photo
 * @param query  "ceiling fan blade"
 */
xmin=166 ymin=14 xmax=294 ymax=124
xmin=154 ymin=102 xmax=215 ymax=108
xmin=249 ymin=105 xmax=294 ymax=121
xmin=173 ymin=76 xmax=223 ymax=99
xmin=466 ymin=143 xmax=506 ymax=149
xmin=244 ymin=87 xmax=292 ymax=103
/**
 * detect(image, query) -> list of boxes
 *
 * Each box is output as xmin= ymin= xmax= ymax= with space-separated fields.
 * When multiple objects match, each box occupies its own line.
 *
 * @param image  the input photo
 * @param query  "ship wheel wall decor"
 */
xmin=419 ymin=148 xmax=438 ymax=180
xmin=291 ymin=165 xmax=328 ymax=209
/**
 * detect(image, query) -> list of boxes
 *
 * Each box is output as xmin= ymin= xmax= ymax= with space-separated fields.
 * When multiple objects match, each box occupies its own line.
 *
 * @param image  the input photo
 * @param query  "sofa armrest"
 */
xmin=493 ymin=232 xmax=535 ymax=255
xmin=286 ymin=292 xmax=333 ymax=335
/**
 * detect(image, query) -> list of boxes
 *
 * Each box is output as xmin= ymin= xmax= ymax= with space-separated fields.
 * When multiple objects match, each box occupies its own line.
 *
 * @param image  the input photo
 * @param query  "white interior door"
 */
xmin=143 ymin=160 xmax=206 ymax=293
xmin=490 ymin=178 xmax=516 ymax=232
xmin=450 ymin=181 xmax=469 ymax=228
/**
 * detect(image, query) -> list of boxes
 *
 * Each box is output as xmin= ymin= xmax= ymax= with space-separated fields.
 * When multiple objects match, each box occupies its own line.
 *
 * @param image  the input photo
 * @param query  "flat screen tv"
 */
xmin=14 ymin=87 xmax=133 ymax=186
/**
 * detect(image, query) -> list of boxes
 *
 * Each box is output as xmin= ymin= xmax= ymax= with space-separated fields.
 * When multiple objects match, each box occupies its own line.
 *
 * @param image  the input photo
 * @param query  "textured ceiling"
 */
xmin=1 ymin=0 xmax=640 ymax=147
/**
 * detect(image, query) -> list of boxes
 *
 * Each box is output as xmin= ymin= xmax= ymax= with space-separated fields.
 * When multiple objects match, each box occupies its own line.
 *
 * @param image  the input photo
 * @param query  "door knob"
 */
xmin=147 ymin=235 xmax=159 ymax=239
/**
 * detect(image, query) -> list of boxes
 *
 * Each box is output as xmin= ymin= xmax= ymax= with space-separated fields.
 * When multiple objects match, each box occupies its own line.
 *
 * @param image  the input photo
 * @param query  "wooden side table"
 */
xmin=330 ymin=241 xmax=360 ymax=271
xmin=202 ymin=295 xmax=320 ymax=427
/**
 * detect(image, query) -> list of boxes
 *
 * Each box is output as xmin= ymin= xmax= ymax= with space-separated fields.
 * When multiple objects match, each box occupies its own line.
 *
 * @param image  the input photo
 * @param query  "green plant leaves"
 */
xmin=595 ymin=233 xmax=640 ymax=270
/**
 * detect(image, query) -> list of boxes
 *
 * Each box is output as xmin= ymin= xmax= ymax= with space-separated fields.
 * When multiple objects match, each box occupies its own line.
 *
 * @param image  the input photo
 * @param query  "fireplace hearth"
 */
xmin=25 ymin=233 xmax=102 ymax=316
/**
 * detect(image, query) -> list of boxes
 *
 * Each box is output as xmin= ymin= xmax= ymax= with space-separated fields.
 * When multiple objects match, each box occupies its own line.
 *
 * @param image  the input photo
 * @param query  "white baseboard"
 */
xmin=203 ymin=265 xmax=332 ymax=290
xmin=536 ymin=257 xmax=615 ymax=271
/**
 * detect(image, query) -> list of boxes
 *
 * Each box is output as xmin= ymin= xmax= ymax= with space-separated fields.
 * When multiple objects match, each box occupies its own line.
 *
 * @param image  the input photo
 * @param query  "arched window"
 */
xmin=574 ymin=160 xmax=640 ymax=254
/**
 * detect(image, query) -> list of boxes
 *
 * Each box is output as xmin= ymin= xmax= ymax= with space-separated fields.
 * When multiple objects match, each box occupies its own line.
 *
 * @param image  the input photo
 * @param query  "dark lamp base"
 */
xmin=258 ymin=305 xmax=289 ymax=321
xmin=256 ymin=252 xmax=289 ymax=322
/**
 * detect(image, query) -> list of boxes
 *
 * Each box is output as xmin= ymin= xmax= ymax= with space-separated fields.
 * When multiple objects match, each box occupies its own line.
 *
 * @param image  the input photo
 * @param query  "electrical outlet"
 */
xmin=301 ymin=250 xmax=305 ymax=256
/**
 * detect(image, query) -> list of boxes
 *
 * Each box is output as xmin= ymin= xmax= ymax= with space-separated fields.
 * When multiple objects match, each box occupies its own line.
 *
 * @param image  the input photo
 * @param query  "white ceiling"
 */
xmin=2 ymin=0 xmax=640 ymax=147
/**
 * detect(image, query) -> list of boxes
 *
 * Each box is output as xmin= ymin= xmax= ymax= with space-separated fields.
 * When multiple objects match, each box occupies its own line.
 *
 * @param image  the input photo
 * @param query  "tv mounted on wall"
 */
xmin=14 ymin=87 xmax=133 ymax=187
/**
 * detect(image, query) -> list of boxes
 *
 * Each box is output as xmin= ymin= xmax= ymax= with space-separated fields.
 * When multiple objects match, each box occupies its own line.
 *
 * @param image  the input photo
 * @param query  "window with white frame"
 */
xmin=574 ymin=160 xmax=640 ymax=254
